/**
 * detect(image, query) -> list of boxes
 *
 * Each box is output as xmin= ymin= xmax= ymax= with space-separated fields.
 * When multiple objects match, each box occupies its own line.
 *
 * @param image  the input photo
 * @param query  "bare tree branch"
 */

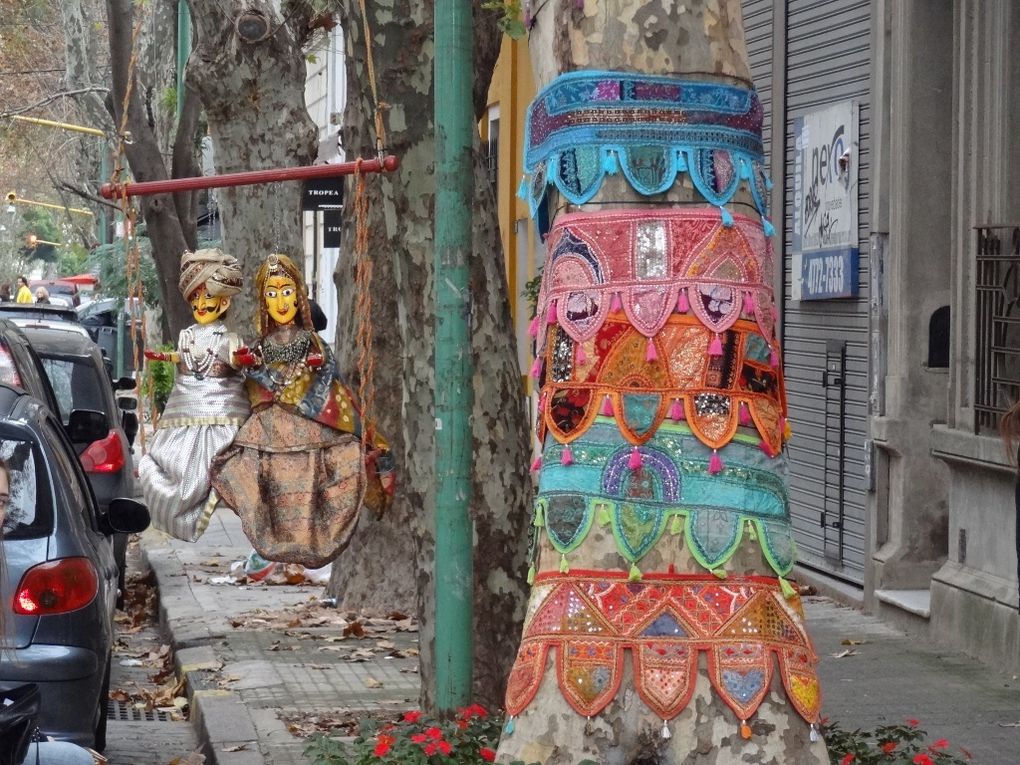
xmin=0 ymin=87 xmax=111 ymax=118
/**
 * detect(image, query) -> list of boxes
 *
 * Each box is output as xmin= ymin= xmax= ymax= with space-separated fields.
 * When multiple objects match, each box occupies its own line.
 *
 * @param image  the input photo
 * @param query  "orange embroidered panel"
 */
xmin=537 ymin=314 xmax=787 ymax=453
xmin=505 ymin=571 xmax=821 ymax=726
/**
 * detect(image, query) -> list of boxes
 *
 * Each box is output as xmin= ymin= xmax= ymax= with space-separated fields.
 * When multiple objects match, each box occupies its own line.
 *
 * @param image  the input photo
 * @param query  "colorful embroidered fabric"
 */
xmin=535 ymin=420 xmax=796 ymax=576
xmin=522 ymin=72 xmax=772 ymax=220
xmin=533 ymin=209 xmax=777 ymax=350
xmin=537 ymin=315 xmax=786 ymax=454
xmin=505 ymin=571 xmax=821 ymax=726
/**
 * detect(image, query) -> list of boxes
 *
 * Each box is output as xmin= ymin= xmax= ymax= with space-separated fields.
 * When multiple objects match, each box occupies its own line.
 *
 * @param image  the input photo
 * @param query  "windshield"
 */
xmin=0 ymin=436 xmax=43 ymax=537
xmin=39 ymin=355 xmax=107 ymax=425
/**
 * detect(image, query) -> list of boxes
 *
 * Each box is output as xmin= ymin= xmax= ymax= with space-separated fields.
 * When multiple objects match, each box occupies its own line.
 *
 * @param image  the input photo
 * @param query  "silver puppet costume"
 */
xmin=139 ymin=248 xmax=248 ymax=541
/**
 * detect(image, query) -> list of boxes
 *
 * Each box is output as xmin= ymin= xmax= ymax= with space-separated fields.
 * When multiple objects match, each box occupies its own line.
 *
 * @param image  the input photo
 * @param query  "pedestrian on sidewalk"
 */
xmin=1003 ymin=400 xmax=1020 ymax=609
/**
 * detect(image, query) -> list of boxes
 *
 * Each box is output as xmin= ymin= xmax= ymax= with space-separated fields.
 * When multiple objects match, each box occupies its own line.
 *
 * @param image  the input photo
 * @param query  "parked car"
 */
xmin=15 ymin=320 xmax=139 ymax=604
xmin=0 ymin=384 xmax=149 ymax=750
xmin=77 ymin=297 xmax=144 ymax=375
xmin=0 ymin=302 xmax=81 ymax=324
xmin=29 ymin=279 xmax=80 ymax=308
xmin=0 ymin=317 xmax=64 ymax=417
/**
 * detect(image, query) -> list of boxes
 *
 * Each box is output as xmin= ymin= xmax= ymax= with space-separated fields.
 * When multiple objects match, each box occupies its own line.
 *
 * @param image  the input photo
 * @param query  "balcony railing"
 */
xmin=975 ymin=225 xmax=1020 ymax=434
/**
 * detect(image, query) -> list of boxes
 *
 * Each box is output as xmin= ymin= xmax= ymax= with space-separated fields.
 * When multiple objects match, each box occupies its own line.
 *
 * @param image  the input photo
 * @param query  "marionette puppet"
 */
xmin=210 ymin=252 xmax=394 ymax=568
xmin=138 ymin=248 xmax=249 ymax=541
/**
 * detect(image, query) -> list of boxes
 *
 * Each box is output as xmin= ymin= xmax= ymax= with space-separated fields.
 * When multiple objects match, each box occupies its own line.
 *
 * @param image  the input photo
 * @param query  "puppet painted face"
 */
xmin=264 ymin=274 xmax=298 ymax=325
xmin=189 ymin=286 xmax=230 ymax=324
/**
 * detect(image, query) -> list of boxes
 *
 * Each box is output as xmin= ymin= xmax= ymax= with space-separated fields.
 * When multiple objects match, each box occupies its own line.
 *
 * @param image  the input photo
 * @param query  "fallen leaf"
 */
xmin=363 ymin=676 xmax=383 ymax=688
xmin=840 ymin=639 xmax=868 ymax=646
xmin=223 ymin=744 xmax=247 ymax=752
xmin=831 ymin=649 xmax=858 ymax=659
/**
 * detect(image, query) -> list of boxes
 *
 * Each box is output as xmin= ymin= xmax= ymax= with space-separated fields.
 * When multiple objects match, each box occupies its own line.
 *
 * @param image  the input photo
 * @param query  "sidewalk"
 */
xmin=140 ymin=511 xmax=1020 ymax=765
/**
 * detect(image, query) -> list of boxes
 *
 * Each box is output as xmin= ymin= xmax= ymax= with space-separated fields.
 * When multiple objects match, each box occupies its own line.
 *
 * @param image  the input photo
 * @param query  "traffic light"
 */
xmin=5 ymin=192 xmax=15 ymax=203
xmin=26 ymin=233 xmax=37 ymax=248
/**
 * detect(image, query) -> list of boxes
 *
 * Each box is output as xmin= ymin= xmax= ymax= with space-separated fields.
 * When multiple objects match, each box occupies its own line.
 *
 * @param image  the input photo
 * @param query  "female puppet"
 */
xmin=211 ymin=253 xmax=394 ymax=568
xmin=138 ymin=248 xmax=248 ymax=541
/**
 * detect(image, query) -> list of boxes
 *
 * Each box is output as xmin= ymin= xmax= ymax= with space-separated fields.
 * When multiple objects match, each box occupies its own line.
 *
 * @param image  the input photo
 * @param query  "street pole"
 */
xmin=433 ymin=0 xmax=474 ymax=713
xmin=177 ymin=0 xmax=191 ymax=125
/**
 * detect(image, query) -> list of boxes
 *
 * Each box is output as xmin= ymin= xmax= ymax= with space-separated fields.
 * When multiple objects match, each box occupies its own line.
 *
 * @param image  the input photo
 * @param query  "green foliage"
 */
xmin=57 ymin=242 xmax=91 ymax=278
xmin=481 ymin=0 xmax=527 ymax=39
xmin=142 ymin=343 xmax=176 ymax=414
xmin=521 ymin=267 xmax=542 ymax=319
xmin=823 ymin=719 xmax=973 ymax=765
xmin=89 ymin=238 xmax=161 ymax=308
xmin=160 ymin=86 xmax=177 ymax=116
xmin=17 ymin=206 xmax=59 ymax=262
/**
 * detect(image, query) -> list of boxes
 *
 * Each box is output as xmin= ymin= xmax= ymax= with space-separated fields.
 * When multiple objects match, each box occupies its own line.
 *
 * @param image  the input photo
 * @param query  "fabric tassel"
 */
xmin=746 ymin=520 xmax=758 ymax=541
xmin=628 ymin=446 xmax=643 ymax=470
xmin=762 ymin=218 xmax=776 ymax=237
xmin=528 ymin=314 xmax=541 ymax=338
xmin=779 ymin=577 xmax=797 ymax=600
xmin=660 ymin=720 xmax=671 ymax=740
xmin=529 ymin=356 xmax=543 ymax=379
xmin=529 ymin=455 xmax=542 ymax=473
xmin=560 ymin=445 xmax=574 ymax=466
xmin=504 ymin=716 xmax=516 ymax=735
xmin=677 ymin=289 xmax=690 ymax=314
xmin=719 ymin=206 xmax=734 ymax=227
xmin=517 ymin=179 xmax=527 ymax=199
xmin=669 ymin=399 xmax=685 ymax=421
xmin=783 ymin=417 xmax=793 ymax=441
xmin=809 ymin=723 xmax=820 ymax=742
xmin=559 ymin=554 xmax=570 ymax=573
xmin=610 ymin=292 xmax=623 ymax=313
xmin=533 ymin=503 xmax=545 ymax=528
xmin=600 ymin=395 xmax=614 ymax=417
xmin=740 ymin=720 xmax=752 ymax=740
xmin=597 ymin=504 xmax=612 ymax=527
xmin=669 ymin=515 xmax=683 ymax=535
xmin=546 ymin=299 xmax=558 ymax=325
xmin=708 ymin=449 xmax=724 ymax=475
xmin=645 ymin=337 xmax=658 ymax=362
xmin=742 ymin=291 xmax=755 ymax=316
xmin=712 ymin=568 xmax=727 ymax=579
xmin=536 ymin=394 xmax=545 ymax=413
xmin=526 ymin=565 xmax=535 ymax=585
xmin=576 ymin=344 xmax=587 ymax=364
xmin=628 ymin=562 xmax=642 ymax=582
xmin=709 ymin=333 xmax=724 ymax=356
xmin=758 ymin=439 xmax=775 ymax=458
xmin=602 ymin=149 xmax=619 ymax=175
xmin=770 ymin=344 xmax=780 ymax=368
xmin=738 ymin=402 xmax=752 ymax=427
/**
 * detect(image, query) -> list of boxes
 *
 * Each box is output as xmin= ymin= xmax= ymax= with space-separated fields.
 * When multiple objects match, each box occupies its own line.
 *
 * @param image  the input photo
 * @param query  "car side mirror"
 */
xmin=67 ymin=409 xmax=108 ymax=443
xmin=117 ymin=396 xmax=137 ymax=411
xmin=114 ymin=376 xmax=136 ymax=391
xmin=101 ymin=497 xmax=150 ymax=535
xmin=121 ymin=411 xmax=138 ymax=446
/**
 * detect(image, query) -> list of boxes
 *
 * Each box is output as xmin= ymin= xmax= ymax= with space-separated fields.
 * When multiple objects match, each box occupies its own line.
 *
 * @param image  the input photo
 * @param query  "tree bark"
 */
xmin=496 ymin=1 xmax=829 ymax=763
xmin=328 ymin=0 xmax=532 ymax=712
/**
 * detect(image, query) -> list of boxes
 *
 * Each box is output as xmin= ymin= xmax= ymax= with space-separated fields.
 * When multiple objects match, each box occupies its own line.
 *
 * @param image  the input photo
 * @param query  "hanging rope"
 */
xmin=356 ymin=0 xmax=388 ymax=159
xmin=353 ymin=162 xmax=376 ymax=441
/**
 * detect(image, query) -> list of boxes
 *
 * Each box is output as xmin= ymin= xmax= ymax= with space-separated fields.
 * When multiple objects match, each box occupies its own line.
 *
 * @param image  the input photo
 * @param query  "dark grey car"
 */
xmin=0 ymin=385 xmax=149 ymax=749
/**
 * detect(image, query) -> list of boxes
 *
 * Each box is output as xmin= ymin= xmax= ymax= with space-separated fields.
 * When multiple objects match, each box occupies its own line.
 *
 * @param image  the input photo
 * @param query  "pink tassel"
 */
xmin=576 ymin=344 xmax=587 ymax=364
xmin=645 ymin=337 xmax=658 ymax=362
xmin=528 ymin=314 xmax=541 ymax=338
xmin=669 ymin=399 xmax=685 ymax=421
xmin=610 ymin=292 xmax=623 ymax=313
xmin=546 ymin=299 xmax=558 ymax=325
xmin=742 ymin=291 xmax=755 ymax=315
xmin=708 ymin=450 xmax=724 ymax=475
xmin=560 ymin=445 xmax=574 ymax=466
xmin=758 ymin=440 xmax=775 ymax=458
xmin=628 ymin=446 xmax=643 ymax=470
xmin=709 ymin=334 xmax=723 ymax=356
xmin=738 ymin=402 xmax=752 ymax=427
xmin=677 ymin=289 xmax=690 ymax=314
xmin=537 ymin=394 xmax=545 ymax=413
xmin=530 ymin=455 xmax=542 ymax=472
xmin=600 ymin=395 xmax=614 ymax=417
xmin=529 ymin=356 xmax=543 ymax=379
xmin=770 ymin=345 xmax=780 ymax=368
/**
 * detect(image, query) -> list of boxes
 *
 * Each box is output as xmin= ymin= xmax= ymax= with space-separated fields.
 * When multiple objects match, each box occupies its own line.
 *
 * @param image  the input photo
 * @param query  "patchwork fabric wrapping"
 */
xmin=533 ymin=209 xmax=777 ymax=351
xmin=505 ymin=572 xmax=821 ymax=726
xmin=523 ymin=72 xmax=773 ymax=221
xmin=535 ymin=420 xmax=797 ymax=576
xmin=537 ymin=315 xmax=786 ymax=454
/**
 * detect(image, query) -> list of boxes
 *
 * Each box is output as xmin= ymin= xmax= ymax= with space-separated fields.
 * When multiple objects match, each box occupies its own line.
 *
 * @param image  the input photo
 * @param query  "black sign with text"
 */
xmin=301 ymin=176 xmax=345 ymax=211
xmin=323 ymin=208 xmax=343 ymax=248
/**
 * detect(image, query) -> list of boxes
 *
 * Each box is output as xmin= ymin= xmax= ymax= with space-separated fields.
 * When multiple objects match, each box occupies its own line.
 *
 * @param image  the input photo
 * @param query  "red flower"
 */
xmin=424 ymin=742 xmax=438 ymax=756
xmin=456 ymin=719 xmax=469 ymax=730
xmin=480 ymin=748 xmax=497 ymax=762
xmin=373 ymin=733 xmax=395 ymax=757
xmin=881 ymin=742 xmax=897 ymax=754
xmin=961 ymin=747 xmax=973 ymax=760
xmin=411 ymin=733 xmax=428 ymax=744
xmin=437 ymin=740 xmax=452 ymax=755
xmin=930 ymin=739 xmax=949 ymax=750
xmin=913 ymin=755 xmax=934 ymax=765
xmin=907 ymin=718 xmax=920 ymax=727
xmin=426 ymin=726 xmax=443 ymax=740
xmin=403 ymin=710 xmax=422 ymax=723
xmin=840 ymin=754 xmax=855 ymax=765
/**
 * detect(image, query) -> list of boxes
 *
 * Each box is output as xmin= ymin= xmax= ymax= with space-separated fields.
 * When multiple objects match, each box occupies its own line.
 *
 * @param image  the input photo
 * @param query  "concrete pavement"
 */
xmin=139 ymin=511 xmax=1020 ymax=765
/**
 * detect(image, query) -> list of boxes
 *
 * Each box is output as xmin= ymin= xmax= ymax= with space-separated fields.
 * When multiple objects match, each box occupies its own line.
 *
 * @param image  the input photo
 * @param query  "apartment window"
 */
xmin=487 ymin=105 xmax=500 ymax=193
xmin=974 ymin=225 xmax=1020 ymax=433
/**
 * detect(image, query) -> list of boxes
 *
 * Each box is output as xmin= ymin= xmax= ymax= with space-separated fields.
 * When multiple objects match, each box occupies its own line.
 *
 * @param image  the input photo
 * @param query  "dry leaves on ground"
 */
xmin=282 ymin=707 xmax=404 ymax=738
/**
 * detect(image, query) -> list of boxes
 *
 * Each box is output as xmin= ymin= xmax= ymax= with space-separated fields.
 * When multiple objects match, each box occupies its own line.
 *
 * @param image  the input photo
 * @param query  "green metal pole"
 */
xmin=176 ymin=0 xmax=191 ymax=125
xmin=433 ymin=0 xmax=474 ymax=713
xmin=99 ymin=153 xmax=109 ymax=246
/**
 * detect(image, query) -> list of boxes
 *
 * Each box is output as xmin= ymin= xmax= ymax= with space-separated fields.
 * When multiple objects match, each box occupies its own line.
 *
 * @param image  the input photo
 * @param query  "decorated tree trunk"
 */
xmin=496 ymin=2 xmax=829 ymax=763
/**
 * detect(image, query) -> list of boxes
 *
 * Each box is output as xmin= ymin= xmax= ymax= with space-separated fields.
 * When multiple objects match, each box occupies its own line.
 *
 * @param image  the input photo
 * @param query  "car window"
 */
xmin=0 ymin=436 xmax=44 ymax=538
xmin=42 ymin=418 xmax=95 ymax=529
xmin=39 ymin=356 xmax=107 ymax=425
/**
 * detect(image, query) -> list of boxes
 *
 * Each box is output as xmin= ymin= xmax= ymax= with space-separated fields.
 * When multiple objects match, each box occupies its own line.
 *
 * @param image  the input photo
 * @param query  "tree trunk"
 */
xmin=185 ymin=0 xmax=319 ymax=335
xmin=496 ymin=1 xmax=829 ymax=763
xmin=328 ymin=0 xmax=532 ymax=712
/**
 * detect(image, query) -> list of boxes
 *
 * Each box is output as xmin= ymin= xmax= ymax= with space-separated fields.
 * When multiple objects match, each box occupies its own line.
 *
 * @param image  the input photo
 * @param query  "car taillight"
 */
xmin=80 ymin=430 xmax=123 ymax=473
xmin=14 ymin=558 xmax=99 ymax=615
xmin=0 ymin=341 xmax=21 ymax=387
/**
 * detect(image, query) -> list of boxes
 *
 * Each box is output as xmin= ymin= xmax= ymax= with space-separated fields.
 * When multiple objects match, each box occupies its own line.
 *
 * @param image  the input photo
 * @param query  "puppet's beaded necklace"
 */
xmin=180 ymin=327 xmax=224 ymax=380
xmin=261 ymin=329 xmax=313 ymax=399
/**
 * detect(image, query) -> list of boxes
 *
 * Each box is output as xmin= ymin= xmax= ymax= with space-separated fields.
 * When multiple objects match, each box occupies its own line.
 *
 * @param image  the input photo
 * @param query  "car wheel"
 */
xmin=94 ymin=653 xmax=111 ymax=752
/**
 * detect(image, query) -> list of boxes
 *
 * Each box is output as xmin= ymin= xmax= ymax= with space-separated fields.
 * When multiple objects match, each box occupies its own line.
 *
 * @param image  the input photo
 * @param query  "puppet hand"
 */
xmin=306 ymin=351 xmax=324 ymax=368
xmin=144 ymin=350 xmax=167 ymax=362
xmin=233 ymin=347 xmax=259 ymax=367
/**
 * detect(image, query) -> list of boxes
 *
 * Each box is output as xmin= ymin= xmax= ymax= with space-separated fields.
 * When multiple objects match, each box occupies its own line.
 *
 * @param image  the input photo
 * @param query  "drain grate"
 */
xmin=107 ymin=699 xmax=173 ymax=722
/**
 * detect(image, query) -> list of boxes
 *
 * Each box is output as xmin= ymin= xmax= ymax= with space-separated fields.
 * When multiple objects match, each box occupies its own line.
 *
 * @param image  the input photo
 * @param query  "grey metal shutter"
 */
xmin=743 ymin=0 xmax=871 ymax=584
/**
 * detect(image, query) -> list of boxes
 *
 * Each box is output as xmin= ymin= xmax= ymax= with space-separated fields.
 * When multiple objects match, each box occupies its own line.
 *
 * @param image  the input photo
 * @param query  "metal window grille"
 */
xmin=487 ymin=118 xmax=499 ymax=193
xmin=974 ymin=224 xmax=1020 ymax=434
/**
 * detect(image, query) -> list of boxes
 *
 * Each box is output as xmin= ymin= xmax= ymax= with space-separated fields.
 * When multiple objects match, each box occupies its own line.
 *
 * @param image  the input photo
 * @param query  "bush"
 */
xmin=823 ymin=718 xmax=973 ymax=765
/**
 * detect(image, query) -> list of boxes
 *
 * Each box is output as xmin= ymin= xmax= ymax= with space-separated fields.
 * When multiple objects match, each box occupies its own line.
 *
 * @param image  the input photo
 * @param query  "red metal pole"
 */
xmin=100 ymin=155 xmax=400 ymax=199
